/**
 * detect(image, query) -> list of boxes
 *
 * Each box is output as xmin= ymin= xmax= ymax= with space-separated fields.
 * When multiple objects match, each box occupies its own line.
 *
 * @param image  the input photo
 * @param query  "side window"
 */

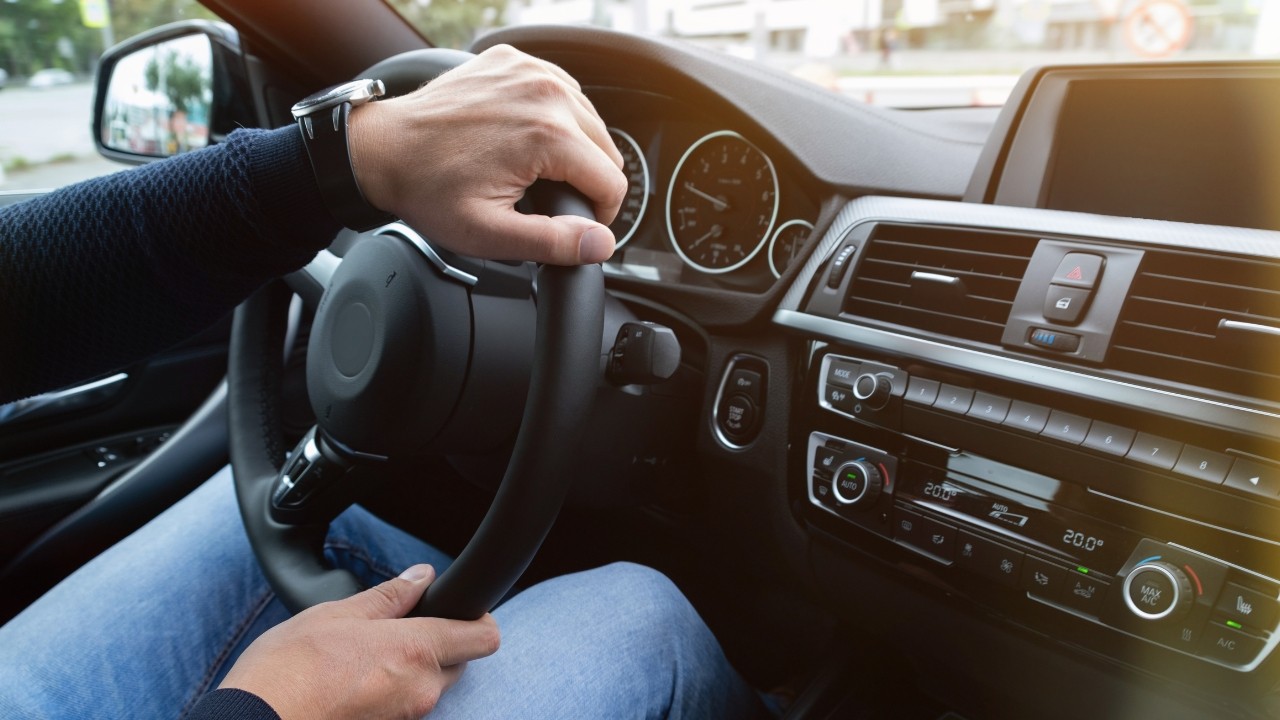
xmin=0 ymin=0 xmax=217 ymax=193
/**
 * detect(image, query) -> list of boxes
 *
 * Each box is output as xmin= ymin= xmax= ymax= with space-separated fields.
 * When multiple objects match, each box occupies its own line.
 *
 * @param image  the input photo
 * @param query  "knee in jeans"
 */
xmin=594 ymin=562 xmax=706 ymax=638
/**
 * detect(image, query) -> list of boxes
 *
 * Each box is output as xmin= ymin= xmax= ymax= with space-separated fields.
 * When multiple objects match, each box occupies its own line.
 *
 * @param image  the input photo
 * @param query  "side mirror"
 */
xmin=93 ymin=20 xmax=254 ymax=165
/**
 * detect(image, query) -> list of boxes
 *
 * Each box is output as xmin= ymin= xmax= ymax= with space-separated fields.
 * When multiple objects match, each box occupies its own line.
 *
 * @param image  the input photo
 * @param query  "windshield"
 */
xmin=389 ymin=0 xmax=1280 ymax=107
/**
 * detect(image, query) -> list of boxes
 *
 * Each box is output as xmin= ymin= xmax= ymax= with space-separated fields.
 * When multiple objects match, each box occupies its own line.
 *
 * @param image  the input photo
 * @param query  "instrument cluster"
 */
xmin=593 ymin=89 xmax=818 ymax=291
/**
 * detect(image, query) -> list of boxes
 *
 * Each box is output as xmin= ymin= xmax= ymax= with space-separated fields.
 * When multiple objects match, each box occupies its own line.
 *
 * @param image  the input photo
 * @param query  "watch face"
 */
xmin=292 ymin=79 xmax=384 ymax=118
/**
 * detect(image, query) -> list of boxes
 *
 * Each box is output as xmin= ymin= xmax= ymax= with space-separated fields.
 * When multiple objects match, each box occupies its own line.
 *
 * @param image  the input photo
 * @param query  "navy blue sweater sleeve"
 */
xmin=0 ymin=126 xmax=341 ymax=403
xmin=187 ymin=688 xmax=282 ymax=720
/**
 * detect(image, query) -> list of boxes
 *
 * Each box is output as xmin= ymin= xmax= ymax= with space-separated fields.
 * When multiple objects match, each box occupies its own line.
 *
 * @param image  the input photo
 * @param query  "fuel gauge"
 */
xmin=767 ymin=219 xmax=814 ymax=278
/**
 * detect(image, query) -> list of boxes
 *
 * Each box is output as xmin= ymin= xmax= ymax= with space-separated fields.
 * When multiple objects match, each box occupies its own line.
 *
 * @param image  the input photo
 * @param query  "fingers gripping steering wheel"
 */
xmin=228 ymin=49 xmax=604 ymax=620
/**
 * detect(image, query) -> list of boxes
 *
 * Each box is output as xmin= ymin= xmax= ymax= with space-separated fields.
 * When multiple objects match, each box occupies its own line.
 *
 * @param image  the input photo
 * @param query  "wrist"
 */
xmin=348 ymin=100 xmax=395 ymax=216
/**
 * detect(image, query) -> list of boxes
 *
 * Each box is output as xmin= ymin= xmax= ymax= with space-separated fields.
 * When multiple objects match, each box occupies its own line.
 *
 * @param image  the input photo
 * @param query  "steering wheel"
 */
xmin=228 ymin=49 xmax=604 ymax=621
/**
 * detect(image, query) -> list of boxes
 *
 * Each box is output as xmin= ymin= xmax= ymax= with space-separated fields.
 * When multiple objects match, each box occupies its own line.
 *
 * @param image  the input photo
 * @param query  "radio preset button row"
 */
xmin=899 ymin=370 xmax=1280 ymax=503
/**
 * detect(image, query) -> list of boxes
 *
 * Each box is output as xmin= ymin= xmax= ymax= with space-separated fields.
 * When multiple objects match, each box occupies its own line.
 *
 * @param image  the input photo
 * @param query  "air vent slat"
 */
xmin=1111 ymin=250 xmax=1280 ymax=403
xmin=844 ymin=225 xmax=1035 ymax=345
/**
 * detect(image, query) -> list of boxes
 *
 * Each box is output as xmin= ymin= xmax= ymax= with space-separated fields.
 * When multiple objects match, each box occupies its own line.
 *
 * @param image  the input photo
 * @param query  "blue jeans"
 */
xmin=0 ymin=467 xmax=768 ymax=719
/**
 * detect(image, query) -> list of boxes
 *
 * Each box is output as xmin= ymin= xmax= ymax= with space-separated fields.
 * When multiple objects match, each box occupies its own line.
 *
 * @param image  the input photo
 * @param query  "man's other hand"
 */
xmin=219 ymin=564 xmax=500 ymax=719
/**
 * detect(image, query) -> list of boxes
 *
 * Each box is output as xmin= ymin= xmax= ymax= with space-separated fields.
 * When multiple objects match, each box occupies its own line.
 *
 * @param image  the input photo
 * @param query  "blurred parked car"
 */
xmin=27 ymin=69 xmax=75 ymax=89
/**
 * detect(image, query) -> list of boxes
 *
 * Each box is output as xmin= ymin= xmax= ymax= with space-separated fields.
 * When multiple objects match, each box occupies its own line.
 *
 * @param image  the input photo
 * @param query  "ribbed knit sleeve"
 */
xmin=186 ymin=688 xmax=282 ymax=720
xmin=0 ymin=126 xmax=341 ymax=403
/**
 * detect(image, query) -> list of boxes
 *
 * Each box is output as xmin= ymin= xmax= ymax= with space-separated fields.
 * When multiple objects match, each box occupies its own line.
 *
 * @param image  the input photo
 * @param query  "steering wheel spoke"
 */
xmin=285 ymin=248 xmax=341 ymax=306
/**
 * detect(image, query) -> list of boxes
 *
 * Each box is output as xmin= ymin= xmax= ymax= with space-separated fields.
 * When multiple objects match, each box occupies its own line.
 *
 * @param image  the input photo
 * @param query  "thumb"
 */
xmin=477 ymin=210 xmax=616 ymax=265
xmin=339 ymin=564 xmax=436 ymax=620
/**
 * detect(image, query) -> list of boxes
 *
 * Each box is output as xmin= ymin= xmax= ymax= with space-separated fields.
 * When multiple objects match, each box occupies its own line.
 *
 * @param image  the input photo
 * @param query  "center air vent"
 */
xmin=1111 ymin=251 xmax=1280 ymax=403
xmin=844 ymin=225 xmax=1035 ymax=345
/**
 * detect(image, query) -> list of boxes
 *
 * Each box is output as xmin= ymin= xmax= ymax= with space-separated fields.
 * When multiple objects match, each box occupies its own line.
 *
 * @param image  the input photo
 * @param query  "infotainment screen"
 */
xmin=1043 ymin=76 xmax=1280 ymax=231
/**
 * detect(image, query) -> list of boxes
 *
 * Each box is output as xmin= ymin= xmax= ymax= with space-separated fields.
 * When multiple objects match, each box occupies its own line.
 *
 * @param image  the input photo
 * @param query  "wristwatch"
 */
xmin=291 ymin=79 xmax=395 ymax=232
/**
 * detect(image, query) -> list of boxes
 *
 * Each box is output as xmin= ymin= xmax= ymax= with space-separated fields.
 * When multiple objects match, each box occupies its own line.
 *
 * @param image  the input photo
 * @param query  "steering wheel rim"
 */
xmin=228 ymin=49 xmax=605 ymax=621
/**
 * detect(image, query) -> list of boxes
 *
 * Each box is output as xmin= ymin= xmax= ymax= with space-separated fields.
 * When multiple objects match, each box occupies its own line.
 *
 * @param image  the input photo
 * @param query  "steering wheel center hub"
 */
xmin=330 ymin=302 xmax=375 ymax=376
xmin=306 ymin=233 xmax=472 ymax=457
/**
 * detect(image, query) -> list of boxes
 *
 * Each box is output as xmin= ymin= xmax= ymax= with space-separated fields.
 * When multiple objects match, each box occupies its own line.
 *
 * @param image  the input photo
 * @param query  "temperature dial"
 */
xmin=852 ymin=373 xmax=893 ymax=410
xmin=831 ymin=460 xmax=883 ymax=507
xmin=1123 ymin=561 xmax=1194 ymax=621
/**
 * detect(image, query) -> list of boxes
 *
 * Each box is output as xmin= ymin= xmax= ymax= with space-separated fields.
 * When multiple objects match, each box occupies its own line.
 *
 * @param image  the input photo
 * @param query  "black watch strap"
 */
xmin=296 ymin=101 xmax=395 ymax=232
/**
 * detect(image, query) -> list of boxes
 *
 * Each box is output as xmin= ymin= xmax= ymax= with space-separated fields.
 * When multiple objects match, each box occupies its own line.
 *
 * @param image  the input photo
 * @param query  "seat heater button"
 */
xmin=1214 ymin=582 xmax=1280 ymax=630
xmin=813 ymin=446 xmax=841 ymax=478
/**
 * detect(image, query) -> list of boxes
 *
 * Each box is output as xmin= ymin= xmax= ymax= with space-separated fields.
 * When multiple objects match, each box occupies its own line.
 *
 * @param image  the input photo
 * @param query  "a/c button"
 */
xmin=1199 ymin=623 xmax=1265 ymax=666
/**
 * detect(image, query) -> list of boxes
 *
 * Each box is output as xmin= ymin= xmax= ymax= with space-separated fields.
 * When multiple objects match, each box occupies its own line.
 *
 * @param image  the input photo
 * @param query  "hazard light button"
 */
xmin=1052 ymin=253 xmax=1104 ymax=289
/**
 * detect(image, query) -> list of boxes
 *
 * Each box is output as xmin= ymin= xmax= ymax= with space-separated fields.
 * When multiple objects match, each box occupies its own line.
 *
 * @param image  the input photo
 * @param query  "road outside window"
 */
xmin=0 ymin=0 xmax=216 ymax=192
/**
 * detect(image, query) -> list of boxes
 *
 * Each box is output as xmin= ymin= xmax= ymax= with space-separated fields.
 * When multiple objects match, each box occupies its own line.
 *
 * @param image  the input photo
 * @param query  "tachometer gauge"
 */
xmin=767 ymin=219 xmax=814 ymax=278
xmin=607 ymin=128 xmax=649 ymax=250
xmin=666 ymin=131 xmax=779 ymax=274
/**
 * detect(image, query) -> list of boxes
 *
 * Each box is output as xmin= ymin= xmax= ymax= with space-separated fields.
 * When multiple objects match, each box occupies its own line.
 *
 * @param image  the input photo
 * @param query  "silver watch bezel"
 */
xmin=291 ymin=79 xmax=385 ymax=119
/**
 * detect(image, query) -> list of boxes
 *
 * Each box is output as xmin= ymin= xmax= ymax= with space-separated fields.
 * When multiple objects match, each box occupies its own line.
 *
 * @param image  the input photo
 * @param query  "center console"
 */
xmin=774 ymin=195 xmax=1280 ymax=700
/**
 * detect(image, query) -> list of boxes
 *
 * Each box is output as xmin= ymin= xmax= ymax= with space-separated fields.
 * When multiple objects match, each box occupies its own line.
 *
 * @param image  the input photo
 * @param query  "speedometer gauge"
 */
xmin=666 ymin=131 xmax=779 ymax=274
xmin=607 ymin=128 xmax=648 ymax=250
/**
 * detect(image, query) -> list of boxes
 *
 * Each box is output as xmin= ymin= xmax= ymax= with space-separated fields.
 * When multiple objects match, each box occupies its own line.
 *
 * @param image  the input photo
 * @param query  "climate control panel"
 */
xmin=806 ymin=428 xmax=1280 ymax=672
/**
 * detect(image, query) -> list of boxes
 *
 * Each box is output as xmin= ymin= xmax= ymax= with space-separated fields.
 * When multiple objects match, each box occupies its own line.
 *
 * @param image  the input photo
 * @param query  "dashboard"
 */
xmin=478 ymin=26 xmax=1280 ymax=719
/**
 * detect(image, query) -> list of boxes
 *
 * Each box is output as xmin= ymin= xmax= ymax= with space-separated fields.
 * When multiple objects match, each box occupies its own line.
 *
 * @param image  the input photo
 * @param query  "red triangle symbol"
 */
xmin=1065 ymin=266 xmax=1084 ymax=281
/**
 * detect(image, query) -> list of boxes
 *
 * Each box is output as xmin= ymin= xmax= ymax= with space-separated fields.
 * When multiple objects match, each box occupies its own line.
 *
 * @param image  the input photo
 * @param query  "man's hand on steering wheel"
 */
xmin=349 ymin=44 xmax=628 ymax=265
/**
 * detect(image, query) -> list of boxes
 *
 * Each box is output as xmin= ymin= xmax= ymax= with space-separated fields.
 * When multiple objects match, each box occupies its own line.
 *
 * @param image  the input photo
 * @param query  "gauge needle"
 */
xmin=689 ymin=224 xmax=723 ymax=249
xmin=683 ymin=182 xmax=729 ymax=211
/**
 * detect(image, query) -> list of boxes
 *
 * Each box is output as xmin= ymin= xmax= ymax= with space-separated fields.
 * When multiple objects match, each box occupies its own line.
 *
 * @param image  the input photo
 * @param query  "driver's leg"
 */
xmin=431 ymin=562 xmax=773 ymax=720
xmin=0 ymin=466 xmax=453 ymax=718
